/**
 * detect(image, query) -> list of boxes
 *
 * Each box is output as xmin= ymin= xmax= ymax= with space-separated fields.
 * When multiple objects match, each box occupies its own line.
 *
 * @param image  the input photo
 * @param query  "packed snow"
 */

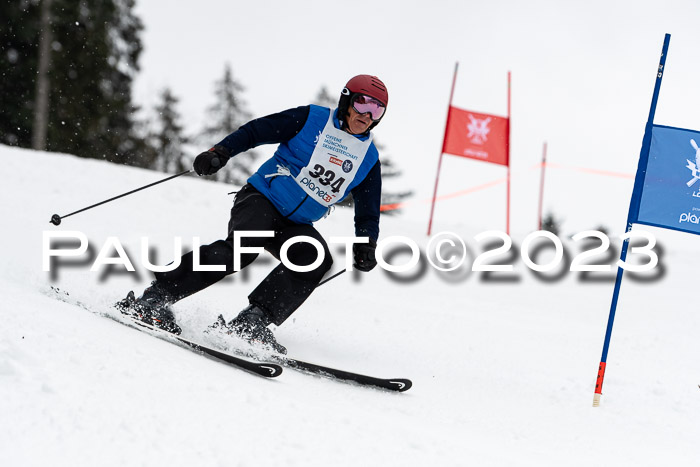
xmin=2 ymin=144 xmax=700 ymax=466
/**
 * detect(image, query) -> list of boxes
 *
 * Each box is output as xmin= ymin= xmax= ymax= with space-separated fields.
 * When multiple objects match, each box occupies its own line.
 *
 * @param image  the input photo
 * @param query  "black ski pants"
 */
xmin=154 ymin=184 xmax=333 ymax=325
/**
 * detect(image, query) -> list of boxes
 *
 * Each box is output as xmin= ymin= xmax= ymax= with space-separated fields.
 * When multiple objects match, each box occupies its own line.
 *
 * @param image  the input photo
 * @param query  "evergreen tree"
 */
xmin=200 ymin=64 xmax=258 ymax=185
xmin=541 ymin=212 xmax=561 ymax=236
xmin=149 ymin=87 xmax=190 ymax=174
xmin=0 ymin=1 xmax=41 ymax=147
xmin=0 ymin=0 xmax=150 ymax=166
xmin=312 ymin=85 xmax=336 ymax=108
xmin=376 ymin=150 xmax=414 ymax=216
xmin=374 ymin=144 xmax=414 ymax=216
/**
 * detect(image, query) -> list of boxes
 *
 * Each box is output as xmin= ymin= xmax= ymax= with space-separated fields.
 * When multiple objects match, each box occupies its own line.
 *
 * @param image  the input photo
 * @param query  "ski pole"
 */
xmin=317 ymin=268 xmax=346 ymax=287
xmin=316 ymin=251 xmax=378 ymax=287
xmin=50 ymin=169 xmax=194 ymax=225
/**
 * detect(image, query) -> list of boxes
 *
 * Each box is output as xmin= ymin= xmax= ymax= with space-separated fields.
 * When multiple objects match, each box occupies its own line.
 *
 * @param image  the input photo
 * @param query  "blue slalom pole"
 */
xmin=593 ymin=33 xmax=671 ymax=407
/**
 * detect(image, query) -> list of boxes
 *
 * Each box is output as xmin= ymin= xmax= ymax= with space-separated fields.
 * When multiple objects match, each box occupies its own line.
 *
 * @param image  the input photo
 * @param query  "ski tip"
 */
xmin=388 ymin=379 xmax=413 ymax=392
xmin=258 ymin=364 xmax=284 ymax=378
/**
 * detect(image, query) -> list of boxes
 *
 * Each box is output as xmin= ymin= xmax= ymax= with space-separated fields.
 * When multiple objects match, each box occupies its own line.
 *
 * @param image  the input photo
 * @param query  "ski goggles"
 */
xmin=351 ymin=94 xmax=386 ymax=121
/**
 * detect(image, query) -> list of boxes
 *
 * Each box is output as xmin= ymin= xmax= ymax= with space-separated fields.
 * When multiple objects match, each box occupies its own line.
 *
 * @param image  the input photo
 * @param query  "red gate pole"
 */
xmin=506 ymin=71 xmax=511 ymax=235
xmin=538 ymin=141 xmax=548 ymax=230
xmin=428 ymin=62 xmax=459 ymax=236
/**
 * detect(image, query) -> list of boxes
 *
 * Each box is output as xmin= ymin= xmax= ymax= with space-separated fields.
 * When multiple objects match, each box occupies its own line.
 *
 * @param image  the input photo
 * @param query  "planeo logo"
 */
xmin=679 ymin=212 xmax=700 ymax=224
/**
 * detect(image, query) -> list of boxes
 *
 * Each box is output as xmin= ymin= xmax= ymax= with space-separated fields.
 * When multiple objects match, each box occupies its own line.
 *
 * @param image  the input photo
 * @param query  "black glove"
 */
xmin=193 ymin=145 xmax=231 ymax=176
xmin=353 ymin=238 xmax=377 ymax=272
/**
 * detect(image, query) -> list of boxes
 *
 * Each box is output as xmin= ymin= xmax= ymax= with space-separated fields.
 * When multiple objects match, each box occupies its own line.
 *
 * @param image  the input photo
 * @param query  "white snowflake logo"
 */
xmin=685 ymin=139 xmax=700 ymax=187
xmin=466 ymin=115 xmax=492 ymax=144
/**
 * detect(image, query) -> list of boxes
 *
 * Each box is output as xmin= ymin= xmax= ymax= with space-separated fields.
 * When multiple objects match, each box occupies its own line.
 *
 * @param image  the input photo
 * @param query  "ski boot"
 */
xmin=211 ymin=304 xmax=287 ymax=355
xmin=115 ymin=282 xmax=182 ymax=335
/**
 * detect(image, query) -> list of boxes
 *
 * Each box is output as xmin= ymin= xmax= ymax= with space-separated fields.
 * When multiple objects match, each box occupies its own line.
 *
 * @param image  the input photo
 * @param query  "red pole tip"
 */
xmin=595 ymin=362 xmax=607 ymax=395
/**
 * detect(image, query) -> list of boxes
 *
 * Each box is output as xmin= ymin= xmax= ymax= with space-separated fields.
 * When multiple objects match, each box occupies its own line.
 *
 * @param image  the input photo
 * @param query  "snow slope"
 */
xmin=1 ymin=145 xmax=700 ymax=466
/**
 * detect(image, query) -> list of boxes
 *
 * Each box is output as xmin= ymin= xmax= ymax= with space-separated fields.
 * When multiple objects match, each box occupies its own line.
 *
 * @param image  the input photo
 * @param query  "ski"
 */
xmin=272 ymin=356 xmax=412 ymax=392
xmin=48 ymin=287 xmax=282 ymax=378
xmin=126 ymin=318 xmax=282 ymax=378
xmin=205 ymin=313 xmax=411 ymax=391
xmin=49 ymin=287 xmax=407 ymax=387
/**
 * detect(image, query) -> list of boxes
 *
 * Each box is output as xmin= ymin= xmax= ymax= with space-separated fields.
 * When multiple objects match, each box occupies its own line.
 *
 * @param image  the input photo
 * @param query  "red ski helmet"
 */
xmin=338 ymin=74 xmax=388 ymax=131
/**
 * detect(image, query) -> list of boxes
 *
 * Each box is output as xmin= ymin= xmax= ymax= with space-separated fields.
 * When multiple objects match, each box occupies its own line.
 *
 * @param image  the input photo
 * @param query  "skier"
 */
xmin=117 ymin=75 xmax=388 ymax=354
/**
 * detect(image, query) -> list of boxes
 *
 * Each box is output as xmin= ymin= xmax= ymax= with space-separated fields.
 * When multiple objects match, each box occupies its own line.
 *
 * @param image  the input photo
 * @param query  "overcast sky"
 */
xmin=131 ymin=0 xmax=700 ymax=232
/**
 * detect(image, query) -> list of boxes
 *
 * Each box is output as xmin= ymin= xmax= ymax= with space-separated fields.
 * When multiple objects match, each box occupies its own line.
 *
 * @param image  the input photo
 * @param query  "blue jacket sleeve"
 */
xmin=215 ymin=106 xmax=310 ymax=155
xmin=351 ymin=160 xmax=382 ymax=241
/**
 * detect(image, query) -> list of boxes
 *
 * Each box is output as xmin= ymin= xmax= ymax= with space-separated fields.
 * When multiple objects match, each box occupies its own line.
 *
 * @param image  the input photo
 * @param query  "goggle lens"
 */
xmin=351 ymin=94 xmax=386 ymax=121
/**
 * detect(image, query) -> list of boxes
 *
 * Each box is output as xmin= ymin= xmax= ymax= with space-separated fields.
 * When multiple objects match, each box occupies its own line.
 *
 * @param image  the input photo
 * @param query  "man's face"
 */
xmin=345 ymin=106 xmax=373 ymax=135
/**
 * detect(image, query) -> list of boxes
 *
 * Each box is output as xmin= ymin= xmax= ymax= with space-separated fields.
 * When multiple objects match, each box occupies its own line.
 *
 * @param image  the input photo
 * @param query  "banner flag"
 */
xmin=632 ymin=124 xmax=700 ymax=235
xmin=427 ymin=65 xmax=512 ymax=236
xmin=442 ymin=107 xmax=509 ymax=166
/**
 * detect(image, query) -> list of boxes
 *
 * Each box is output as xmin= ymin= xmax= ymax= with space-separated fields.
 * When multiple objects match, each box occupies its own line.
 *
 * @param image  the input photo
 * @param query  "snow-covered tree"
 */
xmin=149 ymin=88 xmax=190 ymax=174
xmin=541 ymin=212 xmax=561 ymax=235
xmin=313 ymin=85 xmax=336 ymax=108
xmin=0 ymin=0 xmax=150 ymax=166
xmin=200 ymin=64 xmax=258 ymax=185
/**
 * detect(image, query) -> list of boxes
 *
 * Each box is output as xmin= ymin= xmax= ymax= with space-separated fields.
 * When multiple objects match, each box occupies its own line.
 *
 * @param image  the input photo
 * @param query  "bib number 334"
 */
xmin=308 ymin=163 xmax=346 ymax=194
